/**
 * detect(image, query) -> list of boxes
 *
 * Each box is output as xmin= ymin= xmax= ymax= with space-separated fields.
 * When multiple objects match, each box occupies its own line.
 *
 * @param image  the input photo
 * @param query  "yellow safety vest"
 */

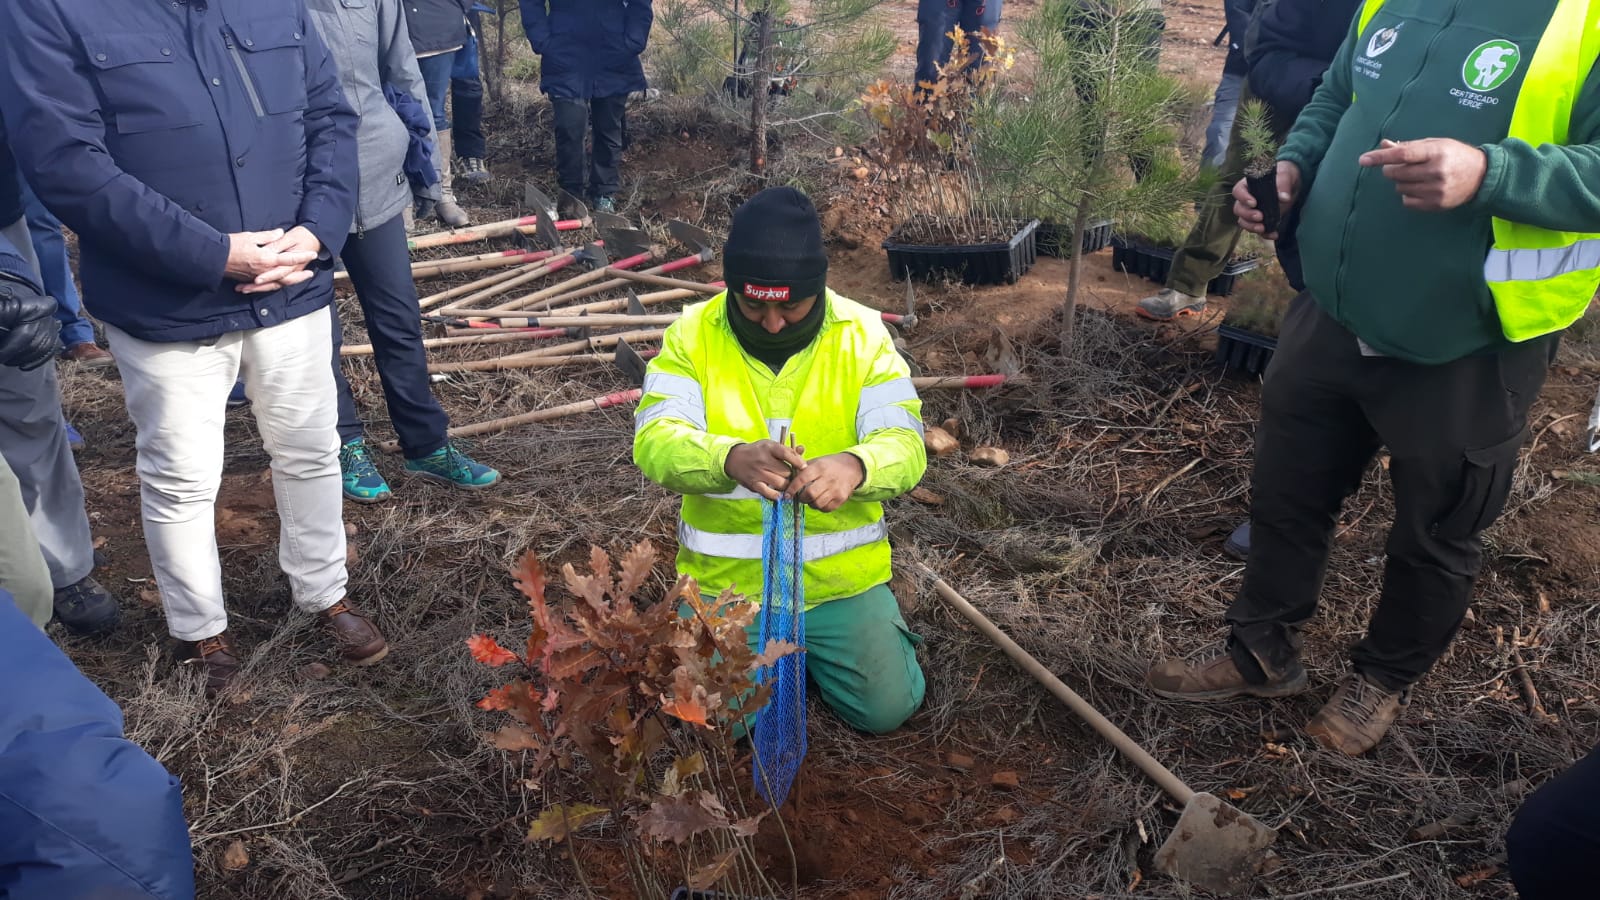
xmin=1356 ymin=0 xmax=1600 ymax=341
xmin=633 ymin=291 xmax=927 ymax=609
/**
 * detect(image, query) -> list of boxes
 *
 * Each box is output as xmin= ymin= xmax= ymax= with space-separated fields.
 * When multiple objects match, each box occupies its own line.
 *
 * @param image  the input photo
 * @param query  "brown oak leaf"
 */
xmin=637 ymin=791 xmax=727 ymax=845
xmin=485 ymin=725 xmax=543 ymax=752
xmin=526 ymin=803 xmax=608 ymax=843
xmin=687 ymin=848 xmax=738 ymax=890
xmin=466 ymin=634 xmax=519 ymax=667
xmin=750 ymin=638 xmax=803 ymax=670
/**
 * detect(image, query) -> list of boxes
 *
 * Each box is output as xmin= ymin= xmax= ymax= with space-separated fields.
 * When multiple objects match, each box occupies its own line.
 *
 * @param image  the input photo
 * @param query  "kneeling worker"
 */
xmin=634 ymin=187 xmax=928 ymax=734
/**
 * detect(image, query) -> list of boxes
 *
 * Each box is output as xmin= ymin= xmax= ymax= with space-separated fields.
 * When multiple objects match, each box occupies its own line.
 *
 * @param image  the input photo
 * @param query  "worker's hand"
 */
xmin=237 ymin=226 xmax=322 ymax=295
xmin=0 ymin=274 xmax=62 ymax=371
xmin=1232 ymin=161 xmax=1302 ymax=237
xmin=1359 ymin=138 xmax=1487 ymax=211
xmin=225 ymin=228 xmax=317 ymax=292
xmin=784 ymin=452 xmax=865 ymax=513
xmin=724 ymin=440 xmax=808 ymax=501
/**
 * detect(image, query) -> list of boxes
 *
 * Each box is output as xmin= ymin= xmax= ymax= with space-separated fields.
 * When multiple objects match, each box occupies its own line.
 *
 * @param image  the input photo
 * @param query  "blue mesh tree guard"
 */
xmin=753 ymin=494 xmax=806 ymax=808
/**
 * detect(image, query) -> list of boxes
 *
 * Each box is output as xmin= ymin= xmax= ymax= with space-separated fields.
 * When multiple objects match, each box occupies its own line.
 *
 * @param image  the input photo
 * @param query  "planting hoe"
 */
xmin=920 ymin=566 xmax=1280 ymax=897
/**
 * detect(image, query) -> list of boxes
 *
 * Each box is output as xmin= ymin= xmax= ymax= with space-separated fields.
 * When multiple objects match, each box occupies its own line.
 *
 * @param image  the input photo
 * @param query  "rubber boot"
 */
xmin=432 ymin=130 xmax=471 ymax=228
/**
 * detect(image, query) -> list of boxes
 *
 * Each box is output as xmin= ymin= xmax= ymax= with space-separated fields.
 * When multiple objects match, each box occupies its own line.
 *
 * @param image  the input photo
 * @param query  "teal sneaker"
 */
xmin=339 ymin=439 xmax=393 ymax=503
xmin=404 ymin=443 xmax=501 ymax=491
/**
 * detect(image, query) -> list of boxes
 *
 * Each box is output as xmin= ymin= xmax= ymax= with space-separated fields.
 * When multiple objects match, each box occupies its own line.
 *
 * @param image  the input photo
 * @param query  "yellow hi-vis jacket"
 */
xmin=633 ymin=290 xmax=927 ymax=609
xmin=1356 ymin=0 xmax=1600 ymax=341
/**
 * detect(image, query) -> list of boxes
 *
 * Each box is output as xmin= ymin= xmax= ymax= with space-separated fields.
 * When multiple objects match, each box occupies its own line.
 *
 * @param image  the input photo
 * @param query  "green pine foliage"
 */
xmin=1236 ymin=98 xmax=1279 ymax=178
xmin=975 ymin=0 xmax=1200 ymax=344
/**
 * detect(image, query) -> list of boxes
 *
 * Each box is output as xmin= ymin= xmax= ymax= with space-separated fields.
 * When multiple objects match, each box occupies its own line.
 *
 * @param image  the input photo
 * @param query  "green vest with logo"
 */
xmin=1356 ymin=0 xmax=1600 ymax=342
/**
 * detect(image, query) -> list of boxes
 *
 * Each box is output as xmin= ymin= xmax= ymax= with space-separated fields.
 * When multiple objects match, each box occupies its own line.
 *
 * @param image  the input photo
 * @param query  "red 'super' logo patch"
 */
xmin=743 ymin=283 xmax=791 ymax=302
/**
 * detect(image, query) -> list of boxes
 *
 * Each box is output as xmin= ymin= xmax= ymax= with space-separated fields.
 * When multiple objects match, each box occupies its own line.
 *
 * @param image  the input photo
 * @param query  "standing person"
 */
xmin=407 ymin=0 xmax=475 ymax=227
xmin=1 ymin=0 xmax=389 ymax=691
xmin=0 ymin=203 xmax=73 ymax=631
xmin=14 ymin=177 xmax=113 ymax=367
xmin=307 ymin=0 xmax=501 ymax=503
xmin=520 ymin=0 xmax=654 ymax=215
xmin=0 ymin=594 xmax=196 ymax=900
xmin=915 ymin=0 xmax=1004 ymax=88
xmin=1148 ymin=0 xmax=1600 ymax=755
xmin=1202 ymin=0 xmax=1255 ymax=170
xmin=635 ymin=187 xmax=928 ymax=734
xmin=1136 ymin=0 xmax=1359 ymax=320
xmin=0 ymin=135 xmax=120 ymax=636
xmin=1154 ymin=0 xmax=1365 ymax=562
xmin=451 ymin=4 xmax=493 ymax=184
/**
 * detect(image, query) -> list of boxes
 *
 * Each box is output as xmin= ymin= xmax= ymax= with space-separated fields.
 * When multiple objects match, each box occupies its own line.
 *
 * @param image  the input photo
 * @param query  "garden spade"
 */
xmin=920 ymin=567 xmax=1280 ymax=897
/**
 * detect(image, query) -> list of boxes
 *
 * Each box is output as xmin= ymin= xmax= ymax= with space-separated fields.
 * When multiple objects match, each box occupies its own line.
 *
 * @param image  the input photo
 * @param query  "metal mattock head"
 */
xmin=597 ymin=226 xmax=653 ymax=261
xmin=573 ymin=242 xmax=611 ymax=271
xmin=532 ymin=204 xmax=563 ymax=250
xmin=614 ymin=339 xmax=650 ymax=388
xmin=524 ymin=182 xmax=557 ymax=217
xmin=667 ymin=220 xmax=719 ymax=260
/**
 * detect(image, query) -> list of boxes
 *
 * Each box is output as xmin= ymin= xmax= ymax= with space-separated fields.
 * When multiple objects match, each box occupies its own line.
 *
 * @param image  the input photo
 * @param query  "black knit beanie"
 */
xmin=722 ymin=187 xmax=828 ymax=304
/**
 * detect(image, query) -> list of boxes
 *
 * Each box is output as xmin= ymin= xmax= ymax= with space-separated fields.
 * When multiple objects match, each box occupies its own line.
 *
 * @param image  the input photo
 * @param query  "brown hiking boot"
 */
xmin=321 ymin=599 xmax=388 ymax=666
xmin=1147 ymin=639 xmax=1308 ymax=701
xmin=178 ymin=631 xmax=242 ymax=695
xmin=1305 ymin=673 xmax=1407 ymax=756
xmin=62 ymin=341 xmax=115 ymax=368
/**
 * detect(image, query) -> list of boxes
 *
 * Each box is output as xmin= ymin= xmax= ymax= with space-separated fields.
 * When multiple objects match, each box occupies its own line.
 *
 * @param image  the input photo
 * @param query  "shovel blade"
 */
xmin=1153 ymin=793 xmax=1278 ymax=897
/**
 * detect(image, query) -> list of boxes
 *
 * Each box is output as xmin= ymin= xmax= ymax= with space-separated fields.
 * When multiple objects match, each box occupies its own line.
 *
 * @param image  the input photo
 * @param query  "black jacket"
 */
xmin=1222 ymin=0 xmax=1255 ymax=76
xmin=405 ymin=0 xmax=473 ymax=56
xmin=1245 ymin=0 xmax=1363 ymax=121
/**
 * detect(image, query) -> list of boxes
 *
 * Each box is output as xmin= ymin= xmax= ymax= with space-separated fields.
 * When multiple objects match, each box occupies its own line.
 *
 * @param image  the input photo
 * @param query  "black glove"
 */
xmin=0 ymin=272 xmax=61 ymax=371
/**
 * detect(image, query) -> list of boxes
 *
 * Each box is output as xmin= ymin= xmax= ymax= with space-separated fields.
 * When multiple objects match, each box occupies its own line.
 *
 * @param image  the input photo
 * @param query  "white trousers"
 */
xmin=106 ymin=308 xmax=347 ymax=641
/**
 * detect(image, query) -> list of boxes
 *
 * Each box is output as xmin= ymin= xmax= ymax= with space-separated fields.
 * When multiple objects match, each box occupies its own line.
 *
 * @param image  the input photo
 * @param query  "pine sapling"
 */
xmin=1238 ymin=99 xmax=1283 ymax=235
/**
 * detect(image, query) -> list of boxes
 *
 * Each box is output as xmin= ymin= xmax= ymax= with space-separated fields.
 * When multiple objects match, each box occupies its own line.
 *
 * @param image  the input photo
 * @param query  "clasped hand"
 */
xmin=225 ymin=226 xmax=322 ymax=294
xmin=723 ymin=440 xmax=865 ymax=513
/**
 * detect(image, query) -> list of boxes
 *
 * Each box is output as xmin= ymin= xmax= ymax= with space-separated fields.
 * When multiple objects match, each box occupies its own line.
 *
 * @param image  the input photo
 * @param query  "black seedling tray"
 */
xmin=1216 ymin=324 xmax=1278 ymax=377
xmin=1037 ymin=218 xmax=1113 ymax=257
xmin=1110 ymin=236 xmax=1260 ymax=297
xmin=884 ymin=219 xmax=1039 ymax=285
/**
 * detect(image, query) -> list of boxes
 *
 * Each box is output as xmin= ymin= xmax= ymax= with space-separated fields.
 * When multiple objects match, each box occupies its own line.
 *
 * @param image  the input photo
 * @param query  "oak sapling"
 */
xmin=1238 ymin=99 xmax=1283 ymax=235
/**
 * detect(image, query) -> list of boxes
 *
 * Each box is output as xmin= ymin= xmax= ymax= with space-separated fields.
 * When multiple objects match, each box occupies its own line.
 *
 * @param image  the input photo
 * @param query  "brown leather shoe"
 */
xmin=1305 ymin=673 xmax=1407 ymax=756
xmin=1147 ymin=639 xmax=1308 ymax=701
xmin=321 ymin=599 xmax=388 ymax=666
xmin=62 ymin=342 xmax=115 ymax=368
xmin=178 ymin=631 xmax=242 ymax=695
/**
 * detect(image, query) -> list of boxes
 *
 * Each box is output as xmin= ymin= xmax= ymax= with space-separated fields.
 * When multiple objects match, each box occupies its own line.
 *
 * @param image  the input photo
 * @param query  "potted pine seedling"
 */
xmin=1238 ymin=99 xmax=1283 ymax=235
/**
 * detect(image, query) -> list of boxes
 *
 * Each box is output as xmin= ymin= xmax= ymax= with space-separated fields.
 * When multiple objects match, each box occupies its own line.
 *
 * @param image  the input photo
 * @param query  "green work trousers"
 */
xmin=1167 ymin=85 xmax=1285 ymax=298
xmin=0 ymin=452 xmax=53 ymax=629
xmin=705 ymin=582 xmax=926 ymax=736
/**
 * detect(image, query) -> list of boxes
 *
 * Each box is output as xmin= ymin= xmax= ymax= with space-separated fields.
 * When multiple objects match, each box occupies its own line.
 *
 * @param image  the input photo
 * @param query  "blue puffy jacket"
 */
xmin=0 ymin=0 xmax=358 ymax=344
xmin=0 ymin=594 xmax=196 ymax=899
xmin=519 ymin=0 xmax=652 ymax=101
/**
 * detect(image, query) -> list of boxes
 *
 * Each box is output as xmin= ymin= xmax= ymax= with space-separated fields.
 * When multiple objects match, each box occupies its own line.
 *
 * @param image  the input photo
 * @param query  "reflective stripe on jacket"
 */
xmin=633 ymin=291 xmax=926 ymax=608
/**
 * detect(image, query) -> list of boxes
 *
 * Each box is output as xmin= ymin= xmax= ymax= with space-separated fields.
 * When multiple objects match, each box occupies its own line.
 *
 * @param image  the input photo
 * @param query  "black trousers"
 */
xmin=552 ymin=95 xmax=627 ymax=200
xmin=1508 ymin=745 xmax=1600 ymax=899
xmin=330 ymin=214 xmax=450 ymax=459
xmin=1227 ymin=294 xmax=1554 ymax=690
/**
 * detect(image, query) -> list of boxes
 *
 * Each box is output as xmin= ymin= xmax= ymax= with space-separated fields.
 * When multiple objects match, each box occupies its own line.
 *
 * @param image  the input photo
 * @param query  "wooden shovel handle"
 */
xmin=920 ymin=565 xmax=1196 ymax=804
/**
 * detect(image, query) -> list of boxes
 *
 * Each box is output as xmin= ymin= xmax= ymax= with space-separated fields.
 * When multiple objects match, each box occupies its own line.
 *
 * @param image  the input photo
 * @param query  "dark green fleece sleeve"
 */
xmin=1473 ymin=70 xmax=1600 ymax=233
xmin=1276 ymin=17 xmax=1359 ymax=186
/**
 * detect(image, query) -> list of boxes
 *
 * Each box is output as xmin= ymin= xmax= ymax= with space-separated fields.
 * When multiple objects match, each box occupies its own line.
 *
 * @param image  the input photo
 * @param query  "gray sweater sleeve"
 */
xmin=381 ymin=0 xmax=441 ymax=201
